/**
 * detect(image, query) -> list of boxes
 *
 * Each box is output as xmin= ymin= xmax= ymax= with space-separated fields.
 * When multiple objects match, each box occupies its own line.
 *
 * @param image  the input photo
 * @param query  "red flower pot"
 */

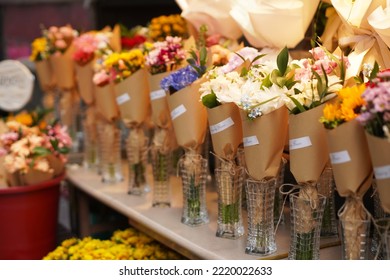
xmin=0 ymin=174 xmax=64 ymax=260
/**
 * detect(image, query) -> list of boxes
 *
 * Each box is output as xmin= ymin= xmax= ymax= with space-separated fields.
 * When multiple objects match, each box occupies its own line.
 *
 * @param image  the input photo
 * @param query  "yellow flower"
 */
xmin=30 ymin=37 xmax=49 ymax=61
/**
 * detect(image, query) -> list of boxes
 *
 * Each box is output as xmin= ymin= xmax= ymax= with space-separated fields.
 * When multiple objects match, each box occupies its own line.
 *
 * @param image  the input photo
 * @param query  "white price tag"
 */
xmin=330 ymin=150 xmax=351 ymax=164
xmin=150 ymin=89 xmax=166 ymax=100
xmin=289 ymin=136 xmax=312 ymax=150
xmin=170 ymin=104 xmax=187 ymax=120
xmin=374 ymin=165 xmax=390 ymax=180
xmin=116 ymin=93 xmax=130 ymax=105
xmin=243 ymin=136 xmax=259 ymax=147
xmin=210 ymin=117 xmax=234 ymax=135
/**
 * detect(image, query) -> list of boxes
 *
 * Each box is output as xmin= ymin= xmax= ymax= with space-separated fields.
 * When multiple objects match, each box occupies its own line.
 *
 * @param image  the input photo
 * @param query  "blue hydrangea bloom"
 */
xmin=160 ymin=65 xmax=199 ymax=93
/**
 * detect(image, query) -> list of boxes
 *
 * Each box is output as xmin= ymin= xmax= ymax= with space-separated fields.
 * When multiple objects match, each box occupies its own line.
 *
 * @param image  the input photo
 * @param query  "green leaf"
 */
xmin=201 ymin=92 xmax=220 ymax=109
xmin=251 ymin=54 xmax=267 ymax=64
xmin=261 ymin=74 xmax=272 ymax=88
xmin=277 ymin=46 xmax=289 ymax=76
xmin=289 ymin=96 xmax=307 ymax=114
xmin=240 ymin=67 xmax=248 ymax=77
xmin=32 ymin=147 xmax=52 ymax=157
xmin=58 ymin=147 xmax=70 ymax=154
xmin=199 ymin=46 xmax=207 ymax=66
xmin=370 ymin=61 xmax=379 ymax=81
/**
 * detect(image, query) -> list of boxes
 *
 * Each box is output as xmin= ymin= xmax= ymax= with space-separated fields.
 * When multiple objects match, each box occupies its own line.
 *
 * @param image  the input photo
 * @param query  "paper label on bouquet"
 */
xmin=374 ymin=165 xmax=390 ymax=180
xmin=289 ymin=136 xmax=312 ymax=150
xmin=210 ymin=117 xmax=234 ymax=135
xmin=170 ymin=104 xmax=186 ymax=120
xmin=116 ymin=93 xmax=130 ymax=105
xmin=330 ymin=150 xmax=351 ymax=164
xmin=243 ymin=136 xmax=259 ymax=147
xmin=150 ymin=89 xmax=166 ymax=100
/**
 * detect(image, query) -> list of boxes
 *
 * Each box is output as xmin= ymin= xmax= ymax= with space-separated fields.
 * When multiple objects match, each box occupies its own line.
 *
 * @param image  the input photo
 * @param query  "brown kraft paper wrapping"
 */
xmin=75 ymin=60 xmax=95 ymax=105
xmin=46 ymin=154 xmax=65 ymax=177
xmin=20 ymin=170 xmax=54 ymax=186
xmin=166 ymin=78 xmax=208 ymax=150
xmin=365 ymin=132 xmax=390 ymax=213
xmin=94 ymin=83 xmax=119 ymax=122
xmin=50 ymin=44 xmax=76 ymax=90
xmin=325 ymin=119 xmax=373 ymax=197
xmin=289 ymin=103 xmax=329 ymax=183
xmin=149 ymin=72 xmax=172 ymax=128
xmin=207 ymin=103 xmax=242 ymax=160
xmin=35 ymin=60 xmax=56 ymax=90
xmin=110 ymin=24 xmax=122 ymax=53
xmin=240 ymin=106 xmax=288 ymax=181
xmin=114 ymin=68 xmax=150 ymax=127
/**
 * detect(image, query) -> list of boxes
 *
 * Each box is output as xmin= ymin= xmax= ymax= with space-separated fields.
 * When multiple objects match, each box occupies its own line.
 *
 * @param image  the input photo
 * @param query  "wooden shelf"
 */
xmin=65 ymin=163 xmax=341 ymax=260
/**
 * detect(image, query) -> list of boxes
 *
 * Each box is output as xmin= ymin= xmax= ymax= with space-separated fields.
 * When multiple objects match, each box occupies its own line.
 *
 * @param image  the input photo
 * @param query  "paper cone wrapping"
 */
xmin=114 ymin=68 xmax=150 ymax=127
xmin=331 ymin=0 xmax=390 ymax=77
xmin=94 ymin=83 xmax=119 ymax=122
xmin=230 ymin=0 xmax=320 ymax=48
xmin=6 ymin=170 xmax=54 ymax=186
xmin=325 ymin=119 xmax=373 ymax=197
xmin=166 ymin=78 xmax=207 ymax=150
xmin=50 ymin=44 xmax=76 ymax=90
xmin=365 ymin=132 xmax=390 ymax=213
xmin=35 ymin=59 xmax=56 ymax=90
xmin=59 ymin=89 xmax=79 ymax=129
xmin=110 ymin=24 xmax=122 ymax=53
xmin=75 ymin=60 xmax=95 ymax=105
xmin=149 ymin=72 xmax=172 ymax=128
xmin=206 ymin=103 xmax=242 ymax=160
xmin=240 ymin=106 xmax=288 ymax=180
xmin=46 ymin=154 xmax=65 ymax=177
xmin=0 ymin=157 xmax=6 ymax=187
xmin=180 ymin=0 xmax=243 ymax=40
xmin=289 ymin=104 xmax=329 ymax=183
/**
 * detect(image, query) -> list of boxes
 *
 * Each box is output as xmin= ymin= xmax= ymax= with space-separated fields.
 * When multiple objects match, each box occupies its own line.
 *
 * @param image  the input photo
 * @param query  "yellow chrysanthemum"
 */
xmin=8 ymin=112 xmax=33 ymax=126
xmin=30 ymin=37 xmax=49 ymax=61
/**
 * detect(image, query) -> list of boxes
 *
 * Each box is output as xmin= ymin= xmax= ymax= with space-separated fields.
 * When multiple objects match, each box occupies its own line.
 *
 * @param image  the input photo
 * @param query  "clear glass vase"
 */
xmin=274 ymin=157 xmax=287 ymax=225
xmin=372 ymin=218 xmax=390 ymax=260
xmin=236 ymin=146 xmax=247 ymax=209
xmin=82 ymin=118 xmax=99 ymax=170
xmin=288 ymin=193 xmax=326 ymax=260
xmin=245 ymin=177 xmax=277 ymax=256
xmin=179 ymin=151 xmax=209 ymax=226
xmin=215 ymin=162 xmax=244 ymax=239
xmin=316 ymin=165 xmax=338 ymax=237
xmin=151 ymin=146 xmax=172 ymax=207
xmin=96 ymin=120 xmax=123 ymax=184
xmin=340 ymin=218 xmax=371 ymax=260
xmin=126 ymin=128 xmax=149 ymax=196
xmin=371 ymin=186 xmax=390 ymax=259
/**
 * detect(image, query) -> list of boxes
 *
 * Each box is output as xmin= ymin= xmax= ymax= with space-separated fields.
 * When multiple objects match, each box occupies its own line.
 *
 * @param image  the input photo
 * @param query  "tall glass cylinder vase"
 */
xmin=178 ymin=151 xmax=209 ymax=226
xmin=274 ymin=157 xmax=287 ymax=225
xmin=151 ymin=146 xmax=172 ymax=207
xmin=96 ymin=119 xmax=123 ymax=184
xmin=245 ymin=177 xmax=277 ymax=256
xmin=288 ymin=193 xmax=326 ymax=260
xmin=82 ymin=111 xmax=99 ymax=171
xmin=126 ymin=128 xmax=149 ymax=196
xmin=340 ymin=218 xmax=371 ymax=260
xmin=215 ymin=162 xmax=244 ymax=239
xmin=236 ymin=147 xmax=247 ymax=209
xmin=372 ymin=218 xmax=390 ymax=260
xmin=316 ymin=165 xmax=338 ymax=237
xmin=371 ymin=186 xmax=390 ymax=259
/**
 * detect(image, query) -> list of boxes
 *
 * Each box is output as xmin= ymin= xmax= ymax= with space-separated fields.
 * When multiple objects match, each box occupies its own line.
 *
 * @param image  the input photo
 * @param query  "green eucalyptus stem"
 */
xmin=296 ymin=231 xmax=315 ymax=260
xmin=188 ymin=174 xmax=201 ymax=219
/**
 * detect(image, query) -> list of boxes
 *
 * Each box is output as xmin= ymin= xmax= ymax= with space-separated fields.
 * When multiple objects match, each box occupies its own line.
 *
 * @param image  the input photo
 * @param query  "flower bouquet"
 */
xmin=0 ymin=109 xmax=72 ymax=186
xmin=102 ymin=48 xmax=150 ymax=193
xmin=356 ymin=67 xmax=390 ymax=214
xmin=147 ymin=14 xmax=189 ymax=42
xmin=221 ymin=46 xmax=290 ymax=256
xmin=120 ymin=24 xmax=147 ymax=50
xmin=73 ymin=29 xmax=113 ymax=169
xmin=160 ymin=37 xmax=209 ymax=226
xmin=145 ymin=36 xmax=187 ymax=206
xmin=320 ymin=83 xmax=373 ymax=260
xmin=29 ymin=35 xmax=56 ymax=117
xmin=43 ymin=25 xmax=80 ymax=151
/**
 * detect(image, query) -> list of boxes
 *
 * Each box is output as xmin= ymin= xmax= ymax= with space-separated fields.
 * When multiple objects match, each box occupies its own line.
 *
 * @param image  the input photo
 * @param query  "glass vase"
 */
xmin=151 ymin=146 xmax=172 ymax=207
xmin=371 ymin=186 xmax=390 ymax=259
xmin=82 ymin=118 xmax=99 ymax=170
xmin=288 ymin=193 xmax=326 ymax=260
xmin=245 ymin=177 xmax=277 ymax=256
xmin=236 ymin=146 xmax=247 ymax=209
xmin=316 ymin=165 xmax=338 ymax=237
xmin=274 ymin=157 xmax=287 ymax=225
xmin=179 ymin=151 xmax=209 ymax=226
xmin=215 ymin=162 xmax=244 ymax=239
xmin=126 ymin=128 xmax=149 ymax=196
xmin=372 ymin=218 xmax=390 ymax=260
xmin=340 ymin=218 xmax=371 ymax=260
xmin=96 ymin=120 xmax=123 ymax=184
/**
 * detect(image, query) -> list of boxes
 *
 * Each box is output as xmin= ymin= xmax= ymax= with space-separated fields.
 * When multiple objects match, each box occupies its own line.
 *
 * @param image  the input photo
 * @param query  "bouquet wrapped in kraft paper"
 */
xmin=0 ymin=111 xmax=72 ymax=187
xmin=356 ymin=68 xmax=390 ymax=213
xmin=321 ymin=83 xmax=373 ymax=259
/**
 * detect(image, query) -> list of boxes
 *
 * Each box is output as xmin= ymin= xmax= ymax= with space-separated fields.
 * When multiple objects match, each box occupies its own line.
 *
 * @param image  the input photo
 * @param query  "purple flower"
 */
xmin=160 ymin=65 xmax=199 ymax=93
